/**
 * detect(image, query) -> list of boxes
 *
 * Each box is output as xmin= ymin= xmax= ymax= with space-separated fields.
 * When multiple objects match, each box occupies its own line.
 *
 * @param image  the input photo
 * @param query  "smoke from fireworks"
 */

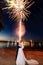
xmin=2 ymin=0 xmax=34 ymax=42
xmin=15 ymin=21 xmax=26 ymax=41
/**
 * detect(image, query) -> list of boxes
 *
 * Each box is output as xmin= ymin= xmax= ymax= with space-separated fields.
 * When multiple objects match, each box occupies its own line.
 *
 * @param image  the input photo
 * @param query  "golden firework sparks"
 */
xmin=15 ymin=21 xmax=26 ymax=42
xmin=3 ymin=0 xmax=34 ymax=42
xmin=19 ymin=21 xmax=22 ymax=42
xmin=3 ymin=0 xmax=34 ymax=21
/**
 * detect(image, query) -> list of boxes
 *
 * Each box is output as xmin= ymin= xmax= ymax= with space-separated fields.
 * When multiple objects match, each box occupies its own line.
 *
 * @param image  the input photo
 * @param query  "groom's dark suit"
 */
xmin=16 ymin=42 xmax=21 ymax=60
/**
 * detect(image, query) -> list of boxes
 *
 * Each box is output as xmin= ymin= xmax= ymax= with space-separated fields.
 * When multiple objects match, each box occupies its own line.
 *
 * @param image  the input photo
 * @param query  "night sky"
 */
xmin=0 ymin=0 xmax=43 ymax=41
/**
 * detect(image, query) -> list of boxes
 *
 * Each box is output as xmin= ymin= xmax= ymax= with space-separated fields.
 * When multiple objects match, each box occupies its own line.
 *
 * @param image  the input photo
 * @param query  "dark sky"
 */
xmin=0 ymin=0 xmax=43 ymax=41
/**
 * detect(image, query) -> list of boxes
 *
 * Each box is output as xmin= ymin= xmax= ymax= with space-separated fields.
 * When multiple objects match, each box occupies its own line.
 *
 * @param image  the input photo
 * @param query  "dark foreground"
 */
xmin=0 ymin=48 xmax=43 ymax=65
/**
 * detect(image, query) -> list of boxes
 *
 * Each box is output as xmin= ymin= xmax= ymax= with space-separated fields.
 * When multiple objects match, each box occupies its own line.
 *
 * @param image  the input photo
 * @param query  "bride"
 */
xmin=16 ymin=41 xmax=39 ymax=65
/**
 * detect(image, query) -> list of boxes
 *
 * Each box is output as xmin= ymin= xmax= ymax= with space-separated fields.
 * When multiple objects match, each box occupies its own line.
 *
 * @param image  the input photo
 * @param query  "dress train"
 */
xmin=25 ymin=58 xmax=39 ymax=65
xmin=16 ymin=48 xmax=39 ymax=65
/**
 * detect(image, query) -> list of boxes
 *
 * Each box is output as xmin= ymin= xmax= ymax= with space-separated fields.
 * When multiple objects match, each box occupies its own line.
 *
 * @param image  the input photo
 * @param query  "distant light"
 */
xmin=39 ymin=43 xmax=41 ymax=47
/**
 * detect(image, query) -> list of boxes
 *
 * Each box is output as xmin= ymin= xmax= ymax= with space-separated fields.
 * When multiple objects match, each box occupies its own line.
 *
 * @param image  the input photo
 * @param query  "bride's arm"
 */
xmin=22 ymin=42 xmax=24 ymax=49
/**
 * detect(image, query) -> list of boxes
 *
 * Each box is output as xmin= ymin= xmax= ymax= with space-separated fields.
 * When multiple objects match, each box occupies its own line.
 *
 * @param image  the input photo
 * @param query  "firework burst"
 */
xmin=2 ymin=0 xmax=34 ymax=42
xmin=3 ymin=0 xmax=34 ymax=21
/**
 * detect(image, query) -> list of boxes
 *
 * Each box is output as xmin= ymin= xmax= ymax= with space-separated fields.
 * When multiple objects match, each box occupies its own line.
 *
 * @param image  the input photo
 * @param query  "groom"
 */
xmin=16 ymin=42 xmax=21 ymax=60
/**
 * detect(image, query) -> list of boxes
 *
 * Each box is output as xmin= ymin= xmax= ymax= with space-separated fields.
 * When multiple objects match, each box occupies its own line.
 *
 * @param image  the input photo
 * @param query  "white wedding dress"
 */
xmin=16 ymin=42 xmax=39 ymax=65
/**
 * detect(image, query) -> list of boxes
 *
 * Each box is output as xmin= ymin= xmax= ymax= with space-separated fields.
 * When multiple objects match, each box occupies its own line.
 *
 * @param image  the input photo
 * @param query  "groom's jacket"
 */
xmin=16 ymin=45 xmax=21 ymax=60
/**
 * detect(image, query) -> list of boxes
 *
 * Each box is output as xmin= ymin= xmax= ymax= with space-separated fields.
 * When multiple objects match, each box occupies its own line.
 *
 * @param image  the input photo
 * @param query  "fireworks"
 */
xmin=15 ymin=21 xmax=26 ymax=41
xmin=3 ymin=0 xmax=34 ymax=21
xmin=3 ymin=0 xmax=34 ymax=42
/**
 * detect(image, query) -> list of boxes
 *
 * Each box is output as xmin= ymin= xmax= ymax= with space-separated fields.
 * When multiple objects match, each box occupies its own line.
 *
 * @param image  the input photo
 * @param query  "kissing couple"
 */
xmin=15 ymin=41 xmax=39 ymax=65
